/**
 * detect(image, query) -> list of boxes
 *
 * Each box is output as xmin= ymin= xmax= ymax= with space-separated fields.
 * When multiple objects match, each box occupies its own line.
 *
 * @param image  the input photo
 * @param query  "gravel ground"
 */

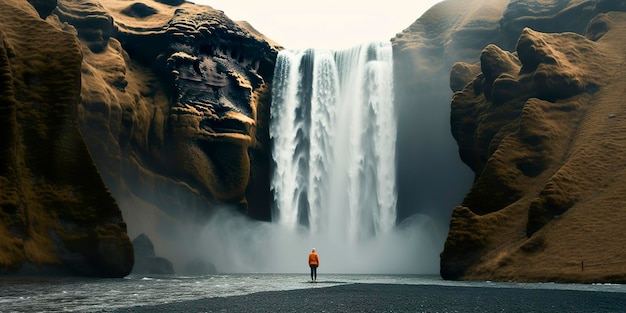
xmin=110 ymin=283 xmax=626 ymax=313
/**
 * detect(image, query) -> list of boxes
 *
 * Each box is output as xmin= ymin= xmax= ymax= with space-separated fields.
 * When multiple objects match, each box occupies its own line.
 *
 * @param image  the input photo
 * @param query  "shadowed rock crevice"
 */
xmin=120 ymin=3 xmax=158 ymax=18
xmin=27 ymin=0 xmax=58 ymax=19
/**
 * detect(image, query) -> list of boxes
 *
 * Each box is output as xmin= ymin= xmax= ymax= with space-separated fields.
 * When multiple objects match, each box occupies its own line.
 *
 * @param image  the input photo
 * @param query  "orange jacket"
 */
xmin=308 ymin=252 xmax=319 ymax=266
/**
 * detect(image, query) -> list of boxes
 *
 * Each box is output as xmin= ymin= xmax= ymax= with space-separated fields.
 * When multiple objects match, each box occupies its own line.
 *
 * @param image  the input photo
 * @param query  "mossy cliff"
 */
xmin=394 ymin=0 xmax=626 ymax=282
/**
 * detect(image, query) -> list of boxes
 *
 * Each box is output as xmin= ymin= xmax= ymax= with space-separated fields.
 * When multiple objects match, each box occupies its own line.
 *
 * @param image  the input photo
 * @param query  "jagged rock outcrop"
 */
xmin=440 ymin=1 xmax=626 ymax=282
xmin=0 ymin=0 xmax=133 ymax=277
xmin=45 ymin=0 xmax=279 ymax=268
xmin=131 ymin=234 xmax=174 ymax=275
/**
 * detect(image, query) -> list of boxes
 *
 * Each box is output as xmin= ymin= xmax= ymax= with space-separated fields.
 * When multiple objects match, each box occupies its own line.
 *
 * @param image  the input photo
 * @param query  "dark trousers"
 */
xmin=310 ymin=265 xmax=318 ymax=280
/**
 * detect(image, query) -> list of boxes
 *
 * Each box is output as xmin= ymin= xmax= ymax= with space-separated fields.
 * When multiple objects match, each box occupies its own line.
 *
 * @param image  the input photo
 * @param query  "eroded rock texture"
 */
xmin=443 ymin=6 xmax=626 ymax=282
xmin=44 ymin=0 xmax=279 ymax=269
xmin=391 ymin=0 xmax=509 ymax=227
xmin=0 ymin=0 xmax=133 ymax=277
xmin=394 ymin=0 xmax=626 ymax=282
xmin=0 ymin=0 xmax=277 ymax=274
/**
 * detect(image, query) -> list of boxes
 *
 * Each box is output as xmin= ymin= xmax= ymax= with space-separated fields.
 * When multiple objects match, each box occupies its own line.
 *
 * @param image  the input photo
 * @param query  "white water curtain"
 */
xmin=270 ymin=42 xmax=397 ymax=243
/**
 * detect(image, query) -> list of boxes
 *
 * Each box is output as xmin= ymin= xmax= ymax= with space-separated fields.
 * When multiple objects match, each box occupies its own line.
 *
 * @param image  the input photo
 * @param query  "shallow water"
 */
xmin=1 ymin=274 xmax=625 ymax=312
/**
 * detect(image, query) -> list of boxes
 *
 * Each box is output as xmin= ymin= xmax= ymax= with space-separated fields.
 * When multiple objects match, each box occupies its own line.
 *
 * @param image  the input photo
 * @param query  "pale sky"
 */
xmin=191 ymin=0 xmax=445 ymax=50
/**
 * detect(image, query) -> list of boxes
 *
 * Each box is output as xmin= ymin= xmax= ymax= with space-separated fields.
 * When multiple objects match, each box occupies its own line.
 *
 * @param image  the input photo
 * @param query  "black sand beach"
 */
xmin=110 ymin=283 xmax=626 ymax=312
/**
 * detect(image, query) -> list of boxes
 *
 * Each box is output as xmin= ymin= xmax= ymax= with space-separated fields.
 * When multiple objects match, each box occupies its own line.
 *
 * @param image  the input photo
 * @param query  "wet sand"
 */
xmin=111 ymin=283 xmax=626 ymax=312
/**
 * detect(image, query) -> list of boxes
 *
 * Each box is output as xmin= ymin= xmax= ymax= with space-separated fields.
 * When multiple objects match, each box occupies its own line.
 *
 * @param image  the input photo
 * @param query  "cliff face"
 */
xmin=7 ymin=0 xmax=624 ymax=282
xmin=392 ymin=0 xmax=626 ymax=223
xmin=47 ymin=0 xmax=278 ymax=258
xmin=0 ymin=0 xmax=278 ymax=275
xmin=391 ymin=0 xmax=509 ymax=226
xmin=433 ymin=0 xmax=626 ymax=282
xmin=0 ymin=0 xmax=133 ymax=276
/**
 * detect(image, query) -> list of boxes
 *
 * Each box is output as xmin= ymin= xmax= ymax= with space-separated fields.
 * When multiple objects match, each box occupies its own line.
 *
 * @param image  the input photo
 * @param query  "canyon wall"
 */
xmin=57 ymin=0 xmax=279 ymax=271
xmin=394 ymin=0 xmax=626 ymax=282
xmin=0 ymin=0 xmax=133 ymax=277
xmin=4 ymin=0 xmax=626 ymax=281
xmin=0 ymin=0 xmax=279 ymax=276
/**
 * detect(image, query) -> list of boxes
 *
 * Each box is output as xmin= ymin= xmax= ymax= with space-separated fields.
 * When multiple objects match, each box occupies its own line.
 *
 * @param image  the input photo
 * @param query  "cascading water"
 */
xmin=270 ymin=42 xmax=397 ymax=243
xmin=186 ymin=42 xmax=441 ymax=275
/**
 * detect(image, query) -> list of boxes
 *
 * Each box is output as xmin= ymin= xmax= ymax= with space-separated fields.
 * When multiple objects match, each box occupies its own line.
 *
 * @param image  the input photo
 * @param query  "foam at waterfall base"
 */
xmin=179 ymin=207 xmax=444 ymax=274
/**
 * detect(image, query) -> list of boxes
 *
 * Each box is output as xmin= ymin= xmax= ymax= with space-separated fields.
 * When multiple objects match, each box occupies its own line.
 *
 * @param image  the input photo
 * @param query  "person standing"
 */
xmin=308 ymin=248 xmax=319 ymax=282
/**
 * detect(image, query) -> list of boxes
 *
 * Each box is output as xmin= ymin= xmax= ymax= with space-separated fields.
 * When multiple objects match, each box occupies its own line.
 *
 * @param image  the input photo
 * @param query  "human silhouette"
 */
xmin=308 ymin=248 xmax=319 ymax=282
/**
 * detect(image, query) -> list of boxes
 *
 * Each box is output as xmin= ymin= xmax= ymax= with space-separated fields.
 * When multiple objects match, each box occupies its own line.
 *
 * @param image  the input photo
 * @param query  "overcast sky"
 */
xmin=192 ymin=0 xmax=445 ymax=50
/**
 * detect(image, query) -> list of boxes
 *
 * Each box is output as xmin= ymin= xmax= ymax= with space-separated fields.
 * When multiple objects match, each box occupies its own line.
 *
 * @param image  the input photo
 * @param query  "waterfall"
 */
xmin=270 ymin=42 xmax=397 ymax=243
xmin=186 ymin=41 xmax=440 ymax=275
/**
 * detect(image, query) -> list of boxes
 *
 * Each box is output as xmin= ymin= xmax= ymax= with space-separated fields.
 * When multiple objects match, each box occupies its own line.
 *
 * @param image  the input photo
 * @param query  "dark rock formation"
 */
xmin=27 ymin=0 xmax=57 ymax=18
xmin=132 ymin=234 xmax=174 ymax=274
xmin=0 ymin=0 xmax=133 ymax=277
xmin=439 ymin=1 xmax=626 ymax=282
xmin=120 ymin=3 xmax=158 ymax=18
xmin=154 ymin=0 xmax=185 ymax=6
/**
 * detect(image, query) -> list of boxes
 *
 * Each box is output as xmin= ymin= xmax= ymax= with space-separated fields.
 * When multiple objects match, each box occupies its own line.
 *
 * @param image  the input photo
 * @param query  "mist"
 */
xmin=121 ymin=190 xmax=449 ymax=274
xmin=116 ymin=7 xmax=479 ymax=274
xmin=145 ymin=207 xmax=444 ymax=274
xmin=121 ymin=41 xmax=452 ymax=275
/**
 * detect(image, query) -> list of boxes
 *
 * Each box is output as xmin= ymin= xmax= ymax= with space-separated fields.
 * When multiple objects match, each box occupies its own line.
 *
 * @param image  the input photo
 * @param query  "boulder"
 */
xmin=132 ymin=234 xmax=174 ymax=275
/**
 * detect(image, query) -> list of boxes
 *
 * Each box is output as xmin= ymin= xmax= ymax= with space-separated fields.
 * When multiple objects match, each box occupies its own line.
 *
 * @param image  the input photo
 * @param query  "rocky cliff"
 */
xmin=391 ymin=0 xmax=507 ymax=228
xmin=394 ymin=0 xmax=626 ymax=282
xmin=51 ymin=0 xmax=279 ymax=270
xmin=0 ymin=0 xmax=278 ymax=275
xmin=6 ymin=0 xmax=625 ymax=282
xmin=0 ymin=0 xmax=133 ymax=277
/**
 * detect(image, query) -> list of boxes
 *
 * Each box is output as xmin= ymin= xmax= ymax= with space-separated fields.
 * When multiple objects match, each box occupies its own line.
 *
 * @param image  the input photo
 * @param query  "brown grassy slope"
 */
xmin=0 ymin=0 xmax=132 ymax=277
xmin=443 ymin=12 xmax=626 ymax=283
xmin=390 ymin=0 xmax=511 ymax=222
